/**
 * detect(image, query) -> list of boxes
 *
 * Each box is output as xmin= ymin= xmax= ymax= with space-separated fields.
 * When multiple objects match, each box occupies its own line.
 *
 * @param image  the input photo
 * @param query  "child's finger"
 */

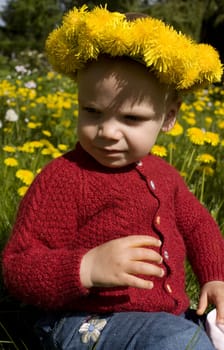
xmin=197 ymin=292 xmax=208 ymax=315
xmin=216 ymin=302 xmax=224 ymax=324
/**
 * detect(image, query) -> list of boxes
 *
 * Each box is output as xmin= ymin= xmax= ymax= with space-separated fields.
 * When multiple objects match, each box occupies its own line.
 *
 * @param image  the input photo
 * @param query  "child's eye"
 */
xmin=124 ymin=115 xmax=142 ymax=122
xmin=83 ymin=107 xmax=100 ymax=114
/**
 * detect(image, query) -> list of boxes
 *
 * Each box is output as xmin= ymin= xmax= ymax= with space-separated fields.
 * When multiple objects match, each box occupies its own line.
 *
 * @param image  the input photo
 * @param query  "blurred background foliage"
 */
xmin=0 ymin=0 xmax=224 ymax=65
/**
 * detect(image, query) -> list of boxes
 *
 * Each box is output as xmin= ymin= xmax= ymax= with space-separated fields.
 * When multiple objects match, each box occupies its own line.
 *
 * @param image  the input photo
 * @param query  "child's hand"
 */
xmin=80 ymin=235 xmax=164 ymax=290
xmin=197 ymin=281 xmax=224 ymax=324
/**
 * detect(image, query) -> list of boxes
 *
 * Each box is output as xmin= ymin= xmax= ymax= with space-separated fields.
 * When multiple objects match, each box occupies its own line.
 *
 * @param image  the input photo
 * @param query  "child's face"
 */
xmin=77 ymin=57 xmax=179 ymax=168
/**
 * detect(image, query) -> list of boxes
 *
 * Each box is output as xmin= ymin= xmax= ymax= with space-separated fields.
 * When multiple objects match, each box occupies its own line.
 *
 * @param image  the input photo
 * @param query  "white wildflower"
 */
xmin=15 ymin=65 xmax=27 ymax=74
xmin=24 ymin=80 xmax=37 ymax=89
xmin=5 ymin=109 xmax=19 ymax=122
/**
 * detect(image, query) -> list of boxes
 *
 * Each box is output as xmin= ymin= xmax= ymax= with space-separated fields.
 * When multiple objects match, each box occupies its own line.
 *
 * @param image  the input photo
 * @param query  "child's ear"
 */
xmin=162 ymin=101 xmax=182 ymax=132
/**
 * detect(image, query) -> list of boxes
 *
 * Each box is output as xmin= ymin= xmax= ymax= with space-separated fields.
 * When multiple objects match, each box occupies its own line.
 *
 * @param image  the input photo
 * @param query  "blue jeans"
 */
xmin=35 ymin=311 xmax=215 ymax=350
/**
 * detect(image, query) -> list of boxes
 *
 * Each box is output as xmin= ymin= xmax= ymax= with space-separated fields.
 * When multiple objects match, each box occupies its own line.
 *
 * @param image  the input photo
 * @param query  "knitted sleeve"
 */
xmin=174 ymin=172 xmax=224 ymax=286
xmin=2 ymin=156 xmax=89 ymax=310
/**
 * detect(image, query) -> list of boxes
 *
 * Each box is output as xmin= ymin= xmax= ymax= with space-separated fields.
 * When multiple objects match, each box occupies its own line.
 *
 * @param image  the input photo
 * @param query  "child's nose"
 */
xmin=98 ymin=120 xmax=122 ymax=140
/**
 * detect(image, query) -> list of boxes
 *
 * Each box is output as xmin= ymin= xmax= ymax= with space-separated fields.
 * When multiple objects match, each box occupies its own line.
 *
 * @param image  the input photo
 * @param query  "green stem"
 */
xmin=200 ymin=168 xmax=206 ymax=204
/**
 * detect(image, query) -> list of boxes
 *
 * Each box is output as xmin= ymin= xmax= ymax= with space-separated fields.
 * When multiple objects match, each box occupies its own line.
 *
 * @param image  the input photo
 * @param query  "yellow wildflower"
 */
xmin=3 ymin=145 xmax=16 ymax=153
xmin=166 ymin=121 xmax=183 ymax=136
xmin=27 ymin=122 xmax=42 ymax=129
xmin=4 ymin=157 xmax=18 ymax=167
xmin=205 ymin=117 xmax=212 ymax=126
xmin=204 ymin=132 xmax=219 ymax=146
xmin=198 ymin=166 xmax=214 ymax=176
xmin=42 ymin=130 xmax=52 ymax=137
xmin=196 ymin=153 xmax=216 ymax=164
xmin=52 ymin=151 xmax=63 ymax=158
xmin=151 ymin=145 xmax=167 ymax=157
xmin=182 ymin=116 xmax=196 ymax=126
xmin=58 ymin=144 xmax=68 ymax=151
xmin=187 ymin=127 xmax=205 ymax=145
xmin=17 ymin=186 xmax=28 ymax=197
xmin=217 ymin=121 xmax=224 ymax=129
xmin=16 ymin=169 xmax=34 ymax=185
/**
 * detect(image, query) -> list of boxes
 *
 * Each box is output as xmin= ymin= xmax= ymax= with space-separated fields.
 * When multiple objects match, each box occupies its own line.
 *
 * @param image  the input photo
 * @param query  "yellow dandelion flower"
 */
xmin=182 ymin=116 xmax=196 ymax=126
xmin=168 ymin=142 xmax=176 ymax=150
xmin=151 ymin=145 xmax=167 ymax=157
xmin=4 ymin=157 xmax=18 ymax=167
xmin=41 ymin=148 xmax=52 ymax=155
xmin=217 ymin=121 xmax=224 ymax=129
xmin=16 ymin=169 xmax=34 ymax=185
xmin=204 ymin=131 xmax=219 ymax=146
xmin=17 ymin=186 xmax=28 ymax=197
xmin=62 ymin=120 xmax=71 ymax=128
xmin=205 ymin=117 xmax=212 ymax=126
xmin=42 ymin=130 xmax=52 ymax=137
xmin=187 ymin=127 xmax=205 ymax=145
xmin=221 ymin=140 xmax=224 ymax=147
xmin=58 ymin=144 xmax=68 ymax=151
xmin=166 ymin=121 xmax=183 ymax=136
xmin=29 ymin=141 xmax=43 ymax=149
xmin=180 ymin=171 xmax=187 ymax=178
xmin=45 ymin=6 xmax=222 ymax=90
xmin=27 ymin=122 xmax=42 ymax=129
xmin=47 ymin=71 xmax=56 ymax=80
xmin=52 ymin=151 xmax=63 ymax=158
xmin=3 ymin=145 xmax=16 ymax=153
xmin=198 ymin=166 xmax=214 ymax=176
xmin=196 ymin=153 xmax=216 ymax=164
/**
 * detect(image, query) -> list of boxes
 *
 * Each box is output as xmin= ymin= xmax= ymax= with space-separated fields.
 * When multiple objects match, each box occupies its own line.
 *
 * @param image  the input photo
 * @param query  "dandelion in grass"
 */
xmin=29 ymin=141 xmax=44 ymax=149
xmin=41 ymin=148 xmax=52 ymax=155
xmin=165 ymin=121 xmax=183 ymax=136
xmin=18 ymin=141 xmax=43 ymax=153
xmin=58 ymin=144 xmax=69 ymax=151
xmin=3 ymin=146 xmax=16 ymax=153
xmin=198 ymin=166 xmax=214 ymax=176
xmin=42 ymin=130 xmax=52 ymax=137
xmin=27 ymin=122 xmax=42 ymax=129
xmin=182 ymin=116 xmax=196 ymax=126
xmin=52 ymin=151 xmax=63 ymax=158
xmin=217 ymin=120 xmax=224 ymax=129
xmin=18 ymin=186 xmax=28 ymax=197
xmin=187 ymin=127 xmax=205 ymax=145
xmin=151 ymin=145 xmax=167 ymax=157
xmin=196 ymin=153 xmax=216 ymax=164
xmin=4 ymin=157 xmax=18 ymax=167
xmin=180 ymin=171 xmax=187 ymax=178
xmin=16 ymin=169 xmax=34 ymax=186
xmin=205 ymin=117 xmax=212 ymax=127
xmin=204 ymin=131 xmax=220 ymax=146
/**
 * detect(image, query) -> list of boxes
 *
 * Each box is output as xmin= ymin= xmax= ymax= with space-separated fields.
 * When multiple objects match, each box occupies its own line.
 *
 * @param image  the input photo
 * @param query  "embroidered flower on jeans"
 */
xmin=79 ymin=316 xmax=107 ymax=344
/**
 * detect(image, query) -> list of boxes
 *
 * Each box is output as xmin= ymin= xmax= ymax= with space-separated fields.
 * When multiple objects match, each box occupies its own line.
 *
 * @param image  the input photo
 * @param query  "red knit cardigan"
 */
xmin=2 ymin=143 xmax=224 ymax=315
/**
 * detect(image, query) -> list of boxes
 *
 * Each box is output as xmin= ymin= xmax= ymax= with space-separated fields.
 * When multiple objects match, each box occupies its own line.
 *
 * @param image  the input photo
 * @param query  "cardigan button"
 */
xmin=166 ymin=283 xmax=172 ymax=293
xmin=150 ymin=180 xmax=156 ymax=190
xmin=164 ymin=250 xmax=169 ymax=260
xmin=136 ymin=160 xmax=143 ymax=166
xmin=155 ymin=216 xmax=160 ymax=225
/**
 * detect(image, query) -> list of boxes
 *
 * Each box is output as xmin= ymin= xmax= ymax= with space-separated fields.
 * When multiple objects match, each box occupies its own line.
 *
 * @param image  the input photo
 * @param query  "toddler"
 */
xmin=2 ymin=6 xmax=224 ymax=350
